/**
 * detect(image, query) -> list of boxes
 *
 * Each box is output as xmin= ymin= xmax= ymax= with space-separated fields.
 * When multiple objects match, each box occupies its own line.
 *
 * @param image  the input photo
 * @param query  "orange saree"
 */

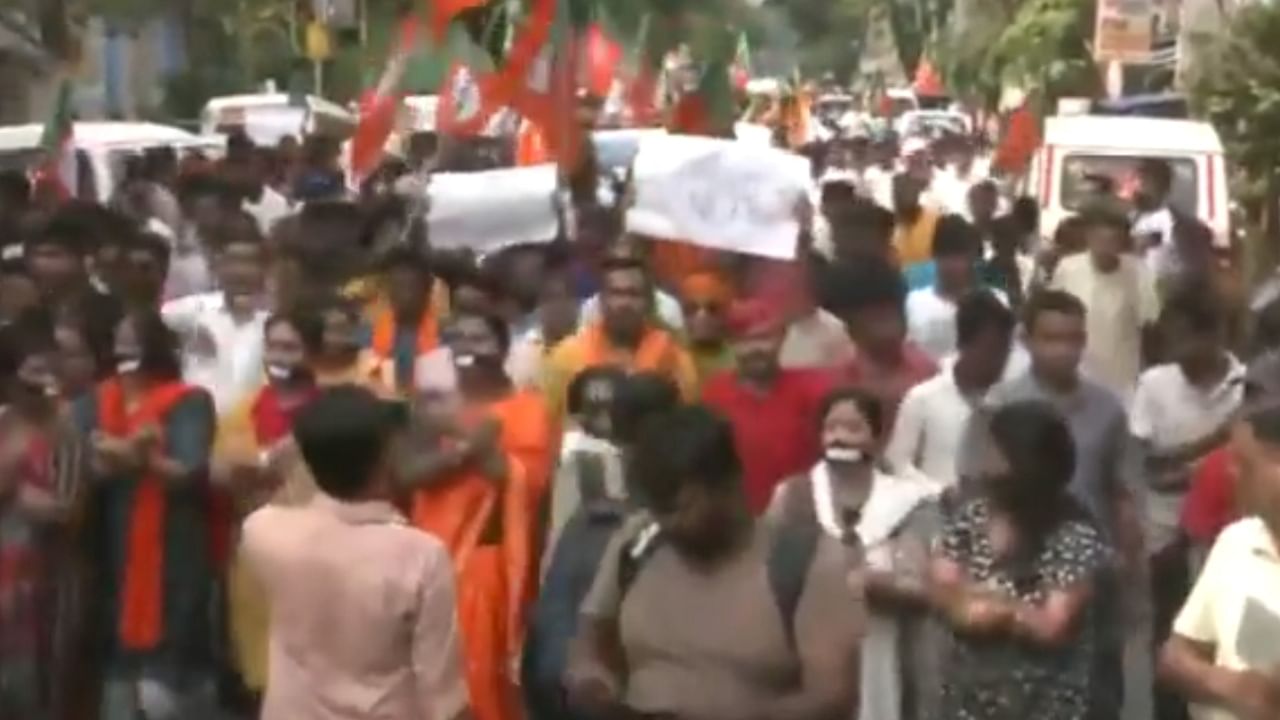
xmin=96 ymin=378 xmax=195 ymax=651
xmin=410 ymin=435 xmax=537 ymax=720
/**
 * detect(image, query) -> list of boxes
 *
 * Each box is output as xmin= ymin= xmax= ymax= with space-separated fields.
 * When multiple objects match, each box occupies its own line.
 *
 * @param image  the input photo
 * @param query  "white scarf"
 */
xmin=809 ymin=461 xmax=936 ymax=548
xmin=809 ymin=461 xmax=937 ymax=720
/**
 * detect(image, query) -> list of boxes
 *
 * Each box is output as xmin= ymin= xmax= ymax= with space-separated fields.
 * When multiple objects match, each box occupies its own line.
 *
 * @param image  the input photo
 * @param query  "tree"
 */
xmin=766 ymin=0 xmax=870 ymax=80
xmin=1189 ymin=2 xmax=1280 ymax=262
xmin=938 ymin=0 xmax=1096 ymax=106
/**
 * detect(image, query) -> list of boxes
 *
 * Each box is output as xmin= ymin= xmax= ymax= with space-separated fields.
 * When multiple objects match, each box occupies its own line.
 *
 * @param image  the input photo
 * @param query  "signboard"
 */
xmin=1094 ymin=0 xmax=1154 ymax=63
xmin=426 ymin=164 xmax=560 ymax=255
xmin=626 ymin=134 xmax=811 ymax=260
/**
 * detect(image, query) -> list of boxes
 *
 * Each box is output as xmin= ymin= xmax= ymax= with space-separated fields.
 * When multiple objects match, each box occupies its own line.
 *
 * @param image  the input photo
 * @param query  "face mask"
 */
xmin=825 ymin=446 xmax=866 ymax=464
xmin=17 ymin=377 xmax=57 ymax=399
xmin=453 ymin=353 xmax=477 ymax=369
xmin=117 ymin=358 xmax=141 ymax=375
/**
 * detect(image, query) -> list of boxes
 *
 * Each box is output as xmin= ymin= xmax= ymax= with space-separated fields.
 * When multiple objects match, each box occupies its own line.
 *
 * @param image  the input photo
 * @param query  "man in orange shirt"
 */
xmin=541 ymin=257 xmax=698 ymax=418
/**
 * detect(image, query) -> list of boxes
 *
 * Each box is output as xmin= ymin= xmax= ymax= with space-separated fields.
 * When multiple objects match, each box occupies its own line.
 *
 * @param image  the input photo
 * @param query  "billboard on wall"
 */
xmin=1094 ymin=0 xmax=1155 ymax=62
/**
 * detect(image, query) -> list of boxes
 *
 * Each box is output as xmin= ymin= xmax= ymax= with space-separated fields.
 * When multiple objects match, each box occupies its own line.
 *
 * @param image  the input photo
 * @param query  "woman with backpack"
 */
xmin=767 ymin=386 xmax=943 ymax=720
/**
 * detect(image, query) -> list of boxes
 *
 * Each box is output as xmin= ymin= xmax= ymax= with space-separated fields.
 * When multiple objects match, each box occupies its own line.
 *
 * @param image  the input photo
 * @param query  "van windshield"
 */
xmin=1060 ymin=154 xmax=1198 ymax=215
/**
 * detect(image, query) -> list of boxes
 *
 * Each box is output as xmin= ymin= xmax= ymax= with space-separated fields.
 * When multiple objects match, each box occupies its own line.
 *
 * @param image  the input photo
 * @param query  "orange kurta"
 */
xmin=539 ymin=322 xmax=699 ymax=420
xmin=410 ymin=420 xmax=539 ymax=720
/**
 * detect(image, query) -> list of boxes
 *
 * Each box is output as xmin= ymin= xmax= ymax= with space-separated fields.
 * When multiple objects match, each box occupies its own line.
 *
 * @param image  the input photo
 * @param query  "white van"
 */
xmin=0 ymin=121 xmax=220 ymax=202
xmin=1029 ymin=115 xmax=1230 ymax=248
xmin=200 ymin=93 xmax=357 ymax=146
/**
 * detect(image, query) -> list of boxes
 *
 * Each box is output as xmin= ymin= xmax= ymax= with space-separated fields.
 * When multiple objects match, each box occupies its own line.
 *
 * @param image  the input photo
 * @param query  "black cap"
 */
xmin=293 ymin=385 xmax=409 ymax=500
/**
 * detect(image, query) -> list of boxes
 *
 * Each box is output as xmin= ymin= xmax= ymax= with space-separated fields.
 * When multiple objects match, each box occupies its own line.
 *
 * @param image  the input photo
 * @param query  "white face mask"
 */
xmin=116 ymin=358 xmax=142 ymax=375
xmin=453 ymin=353 xmax=477 ymax=368
xmin=265 ymin=363 xmax=292 ymax=381
xmin=824 ymin=446 xmax=866 ymax=465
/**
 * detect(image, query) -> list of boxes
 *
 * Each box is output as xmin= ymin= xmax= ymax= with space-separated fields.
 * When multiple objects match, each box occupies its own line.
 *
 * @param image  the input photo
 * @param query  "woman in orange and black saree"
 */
xmin=73 ymin=310 xmax=218 ymax=720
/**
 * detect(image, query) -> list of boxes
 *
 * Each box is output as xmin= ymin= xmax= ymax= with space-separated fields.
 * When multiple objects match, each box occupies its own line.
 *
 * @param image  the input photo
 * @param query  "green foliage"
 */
xmin=766 ymin=0 xmax=869 ymax=80
xmin=939 ymin=0 xmax=1095 ymax=104
xmin=1188 ymin=3 xmax=1280 ymax=182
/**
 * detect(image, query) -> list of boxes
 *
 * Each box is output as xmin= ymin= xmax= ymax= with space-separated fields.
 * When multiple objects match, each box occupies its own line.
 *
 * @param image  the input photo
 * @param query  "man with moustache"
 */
xmin=703 ymin=299 xmax=834 ymax=514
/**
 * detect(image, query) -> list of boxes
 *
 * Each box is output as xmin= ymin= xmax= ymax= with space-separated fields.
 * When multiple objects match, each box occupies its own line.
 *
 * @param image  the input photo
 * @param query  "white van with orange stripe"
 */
xmin=1028 ymin=115 xmax=1230 ymax=249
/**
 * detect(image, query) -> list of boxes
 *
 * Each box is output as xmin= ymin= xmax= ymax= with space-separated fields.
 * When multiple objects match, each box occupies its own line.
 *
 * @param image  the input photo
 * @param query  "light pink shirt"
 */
xmin=242 ymin=494 xmax=468 ymax=720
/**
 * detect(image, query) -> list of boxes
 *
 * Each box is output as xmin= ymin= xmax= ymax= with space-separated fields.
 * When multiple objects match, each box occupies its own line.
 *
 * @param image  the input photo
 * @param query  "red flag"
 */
xmin=913 ymin=59 xmax=944 ymax=97
xmin=992 ymin=104 xmax=1041 ymax=175
xmin=437 ymin=64 xmax=500 ymax=136
xmin=582 ymin=24 xmax=621 ymax=98
xmin=350 ymin=18 xmax=418 ymax=180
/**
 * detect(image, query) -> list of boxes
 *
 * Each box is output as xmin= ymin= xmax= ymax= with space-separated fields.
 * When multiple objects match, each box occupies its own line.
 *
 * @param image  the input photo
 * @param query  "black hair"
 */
xmin=205 ymin=211 xmax=265 ymax=254
xmin=566 ymin=365 xmax=629 ymax=417
xmin=448 ymin=263 xmax=503 ymax=301
xmin=29 ymin=202 xmax=106 ymax=255
xmin=985 ymin=400 xmax=1088 ymax=586
xmin=1075 ymin=200 xmax=1130 ymax=236
xmin=957 ymin=290 xmax=1016 ymax=347
xmin=1161 ymin=282 xmax=1223 ymax=337
xmin=987 ymin=400 xmax=1079 ymax=507
xmin=630 ymin=404 xmax=742 ymax=515
xmin=1139 ymin=158 xmax=1174 ymax=192
xmin=599 ymin=255 xmax=649 ymax=278
xmin=1246 ymin=402 xmax=1280 ymax=446
xmin=294 ymin=385 xmax=402 ymax=501
xmin=1011 ymin=196 xmax=1039 ymax=234
xmin=450 ymin=309 xmax=513 ymax=357
xmin=128 ymin=231 xmax=172 ymax=270
xmin=378 ymin=244 xmax=433 ymax=276
xmin=821 ymin=255 xmax=907 ymax=318
xmin=613 ymin=372 xmax=681 ymax=445
xmin=0 ymin=171 xmax=31 ymax=208
xmin=8 ymin=308 xmax=56 ymax=362
xmin=124 ymin=310 xmax=182 ymax=381
xmin=266 ymin=309 xmax=326 ymax=357
xmin=1023 ymin=289 xmax=1086 ymax=335
xmin=932 ymin=214 xmax=980 ymax=259
xmin=819 ymin=386 xmax=884 ymax=440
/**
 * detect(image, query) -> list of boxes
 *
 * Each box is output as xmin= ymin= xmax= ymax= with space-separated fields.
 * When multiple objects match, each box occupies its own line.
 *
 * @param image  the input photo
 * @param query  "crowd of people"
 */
xmin=0 ymin=116 xmax=1275 ymax=720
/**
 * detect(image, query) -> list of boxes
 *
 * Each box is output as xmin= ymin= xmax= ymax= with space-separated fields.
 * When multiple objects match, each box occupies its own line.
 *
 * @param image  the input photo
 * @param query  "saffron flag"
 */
xmin=350 ymin=18 xmax=418 ymax=181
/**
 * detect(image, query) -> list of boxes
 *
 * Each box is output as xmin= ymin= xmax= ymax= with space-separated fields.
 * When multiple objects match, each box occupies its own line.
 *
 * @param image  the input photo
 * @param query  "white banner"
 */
xmin=626 ymin=134 xmax=810 ymax=260
xmin=426 ymin=164 xmax=560 ymax=255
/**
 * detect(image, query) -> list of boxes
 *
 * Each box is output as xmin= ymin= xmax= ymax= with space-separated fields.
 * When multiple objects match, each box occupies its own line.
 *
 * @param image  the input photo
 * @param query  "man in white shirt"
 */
xmin=906 ymin=215 xmax=1005 ymax=361
xmin=1160 ymin=400 xmax=1280 ymax=720
xmin=1133 ymin=286 xmax=1245 ymax=720
xmin=1050 ymin=203 xmax=1161 ymax=405
xmin=162 ymin=222 xmax=270 ymax=415
xmin=887 ymin=289 xmax=1015 ymax=489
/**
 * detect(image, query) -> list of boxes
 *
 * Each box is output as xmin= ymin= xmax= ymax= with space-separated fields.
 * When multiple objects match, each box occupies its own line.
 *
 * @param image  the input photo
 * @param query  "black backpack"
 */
xmin=616 ymin=518 xmax=821 ymax=649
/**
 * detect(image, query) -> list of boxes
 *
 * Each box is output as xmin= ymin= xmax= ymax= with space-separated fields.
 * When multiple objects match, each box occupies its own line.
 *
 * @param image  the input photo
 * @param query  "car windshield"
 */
xmin=1060 ymin=154 xmax=1198 ymax=214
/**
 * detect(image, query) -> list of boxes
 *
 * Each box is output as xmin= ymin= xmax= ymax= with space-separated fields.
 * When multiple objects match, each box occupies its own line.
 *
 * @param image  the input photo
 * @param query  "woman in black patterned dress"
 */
xmin=930 ymin=400 xmax=1115 ymax=720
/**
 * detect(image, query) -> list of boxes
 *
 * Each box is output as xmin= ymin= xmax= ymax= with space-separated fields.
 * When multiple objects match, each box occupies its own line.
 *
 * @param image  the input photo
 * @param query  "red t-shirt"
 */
xmin=840 ymin=342 xmax=939 ymax=431
xmin=702 ymin=369 xmax=835 ymax=514
xmin=1181 ymin=445 xmax=1237 ymax=544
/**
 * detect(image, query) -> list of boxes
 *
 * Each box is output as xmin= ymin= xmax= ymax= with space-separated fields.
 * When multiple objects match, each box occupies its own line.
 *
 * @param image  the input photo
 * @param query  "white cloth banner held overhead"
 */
xmin=626 ymin=134 xmax=811 ymax=260
xmin=426 ymin=164 xmax=560 ymax=255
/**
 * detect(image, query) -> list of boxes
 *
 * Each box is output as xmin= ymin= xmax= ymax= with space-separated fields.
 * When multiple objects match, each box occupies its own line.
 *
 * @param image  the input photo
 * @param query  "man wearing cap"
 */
xmin=240 ymin=385 xmax=470 ymax=720
xmin=702 ymin=298 xmax=835 ymax=514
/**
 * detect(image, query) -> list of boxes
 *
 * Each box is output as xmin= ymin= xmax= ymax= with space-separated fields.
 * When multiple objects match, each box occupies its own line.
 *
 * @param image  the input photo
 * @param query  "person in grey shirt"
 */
xmin=961 ymin=289 xmax=1141 ymax=720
